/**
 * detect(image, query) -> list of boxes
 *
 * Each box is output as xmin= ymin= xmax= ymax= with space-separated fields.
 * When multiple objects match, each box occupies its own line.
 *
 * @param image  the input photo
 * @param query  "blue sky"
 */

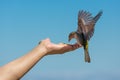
xmin=0 ymin=0 xmax=120 ymax=80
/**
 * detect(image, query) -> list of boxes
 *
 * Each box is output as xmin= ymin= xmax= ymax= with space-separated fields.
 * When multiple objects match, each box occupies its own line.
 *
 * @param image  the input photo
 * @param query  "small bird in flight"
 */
xmin=68 ymin=10 xmax=103 ymax=63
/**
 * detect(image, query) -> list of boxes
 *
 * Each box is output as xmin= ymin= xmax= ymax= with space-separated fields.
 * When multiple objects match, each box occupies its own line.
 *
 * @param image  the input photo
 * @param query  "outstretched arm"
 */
xmin=0 ymin=38 xmax=81 ymax=80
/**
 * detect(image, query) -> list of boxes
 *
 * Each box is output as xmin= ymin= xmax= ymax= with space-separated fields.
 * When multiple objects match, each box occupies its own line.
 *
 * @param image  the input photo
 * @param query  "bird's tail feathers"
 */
xmin=84 ymin=49 xmax=91 ymax=63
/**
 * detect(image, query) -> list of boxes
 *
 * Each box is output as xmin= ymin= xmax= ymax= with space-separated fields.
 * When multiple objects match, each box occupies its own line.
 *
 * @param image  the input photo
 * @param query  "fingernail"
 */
xmin=38 ymin=41 xmax=41 ymax=44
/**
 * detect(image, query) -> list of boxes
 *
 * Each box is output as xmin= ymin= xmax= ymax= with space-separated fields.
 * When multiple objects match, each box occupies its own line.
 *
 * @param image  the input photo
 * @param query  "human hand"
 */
xmin=39 ymin=38 xmax=82 ymax=55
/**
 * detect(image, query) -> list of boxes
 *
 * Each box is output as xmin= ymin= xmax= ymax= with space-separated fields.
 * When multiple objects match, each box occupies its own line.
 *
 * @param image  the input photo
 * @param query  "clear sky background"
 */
xmin=0 ymin=0 xmax=120 ymax=80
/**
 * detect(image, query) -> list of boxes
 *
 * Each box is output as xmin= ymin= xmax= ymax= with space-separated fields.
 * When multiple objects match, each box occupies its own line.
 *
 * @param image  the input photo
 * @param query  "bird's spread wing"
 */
xmin=86 ymin=11 xmax=103 ymax=40
xmin=77 ymin=10 xmax=103 ymax=40
xmin=93 ymin=11 xmax=103 ymax=24
xmin=77 ymin=10 xmax=93 ymax=34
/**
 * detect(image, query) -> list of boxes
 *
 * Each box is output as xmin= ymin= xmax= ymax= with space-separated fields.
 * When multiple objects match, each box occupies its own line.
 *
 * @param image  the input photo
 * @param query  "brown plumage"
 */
xmin=69 ymin=10 xmax=103 ymax=63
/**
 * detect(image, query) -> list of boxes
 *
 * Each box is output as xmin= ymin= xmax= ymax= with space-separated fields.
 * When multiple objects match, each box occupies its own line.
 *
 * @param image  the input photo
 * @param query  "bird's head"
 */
xmin=68 ymin=32 xmax=76 ymax=42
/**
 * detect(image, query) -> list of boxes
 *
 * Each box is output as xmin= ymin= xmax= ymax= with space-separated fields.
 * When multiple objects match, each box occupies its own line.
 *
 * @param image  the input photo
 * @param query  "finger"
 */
xmin=73 ymin=43 xmax=82 ymax=47
xmin=63 ymin=44 xmax=78 ymax=51
xmin=74 ymin=43 xmax=82 ymax=48
xmin=38 ymin=38 xmax=51 ymax=44
xmin=58 ymin=43 xmax=66 ymax=45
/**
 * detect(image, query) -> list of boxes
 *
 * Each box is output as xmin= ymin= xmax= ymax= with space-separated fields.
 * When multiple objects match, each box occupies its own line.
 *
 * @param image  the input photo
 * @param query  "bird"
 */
xmin=68 ymin=10 xmax=103 ymax=63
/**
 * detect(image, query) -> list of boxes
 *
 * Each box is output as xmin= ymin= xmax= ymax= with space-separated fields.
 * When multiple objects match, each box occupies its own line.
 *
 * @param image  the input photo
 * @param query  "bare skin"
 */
xmin=0 ymin=38 xmax=81 ymax=80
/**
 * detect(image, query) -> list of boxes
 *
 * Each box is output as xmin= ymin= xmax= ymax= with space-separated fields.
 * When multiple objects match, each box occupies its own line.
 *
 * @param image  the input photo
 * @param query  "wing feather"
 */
xmin=77 ymin=10 xmax=103 ymax=40
xmin=77 ymin=10 xmax=93 ymax=34
xmin=86 ymin=11 xmax=103 ymax=40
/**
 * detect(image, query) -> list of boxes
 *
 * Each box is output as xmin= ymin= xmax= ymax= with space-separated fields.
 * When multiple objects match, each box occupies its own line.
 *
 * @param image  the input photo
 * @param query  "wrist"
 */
xmin=37 ymin=44 xmax=48 ymax=56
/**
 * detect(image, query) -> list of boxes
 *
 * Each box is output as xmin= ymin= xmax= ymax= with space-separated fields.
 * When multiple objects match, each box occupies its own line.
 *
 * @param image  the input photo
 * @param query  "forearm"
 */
xmin=0 ymin=44 xmax=47 ymax=80
xmin=0 ymin=38 xmax=80 ymax=80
